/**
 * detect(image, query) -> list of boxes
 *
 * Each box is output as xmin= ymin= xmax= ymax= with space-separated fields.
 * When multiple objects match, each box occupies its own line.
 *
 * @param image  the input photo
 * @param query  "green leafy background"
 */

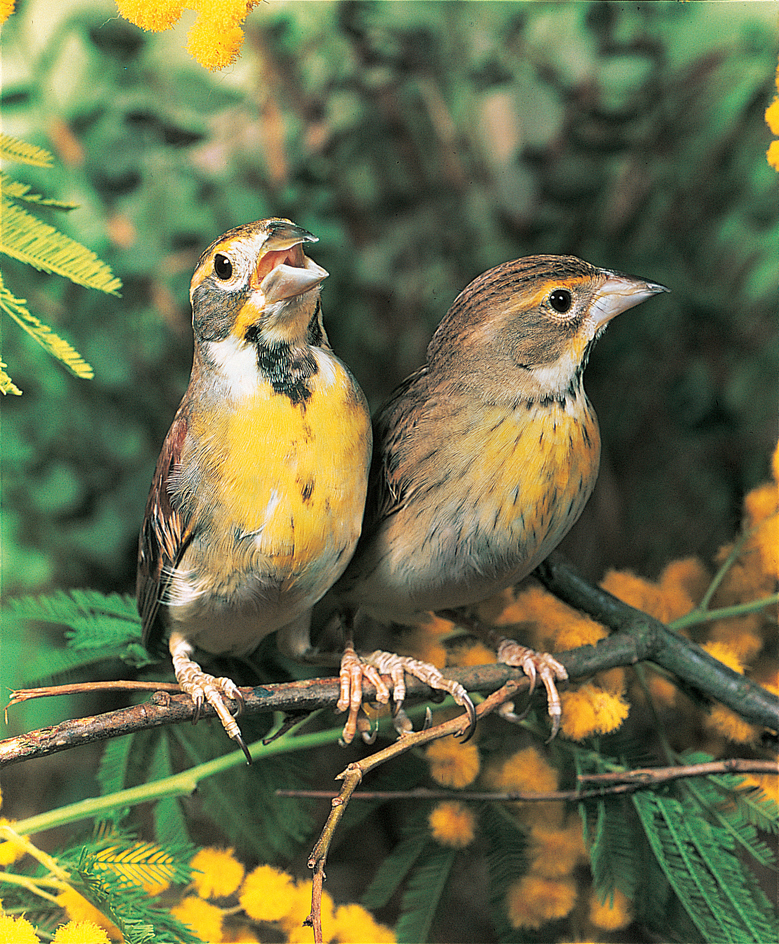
xmin=1 ymin=1 xmax=777 ymax=941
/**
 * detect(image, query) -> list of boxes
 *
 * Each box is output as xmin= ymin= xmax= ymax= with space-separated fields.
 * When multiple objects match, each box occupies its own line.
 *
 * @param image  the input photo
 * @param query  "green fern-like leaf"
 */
xmin=1 ymin=196 xmax=122 ymax=294
xmin=684 ymin=777 xmax=777 ymax=868
xmin=362 ymin=822 xmax=429 ymax=911
xmin=481 ymin=803 xmax=530 ymax=944
xmin=0 ymin=353 xmax=22 ymax=395
xmin=633 ymin=789 xmax=777 ymax=943
xmin=585 ymin=796 xmax=641 ymax=904
xmin=0 ymin=133 xmax=54 ymax=167
xmin=1 ymin=172 xmax=79 ymax=209
xmin=5 ymin=589 xmax=150 ymax=685
xmin=0 ymin=270 xmax=94 ymax=379
xmin=395 ymin=842 xmax=457 ymax=944
xmin=73 ymin=850 xmax=198 ymax=944
xmin=173 ymin=722 xmax=316 ymax=861
xmin=5 ymin=589 xmax=141 ymax=639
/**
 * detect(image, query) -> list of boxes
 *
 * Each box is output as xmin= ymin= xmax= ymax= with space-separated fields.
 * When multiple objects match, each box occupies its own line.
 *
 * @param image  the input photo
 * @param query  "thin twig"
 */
xmin=305 ymin=681 xmax=522 ymax=938
xmin=278 ymin=758 xmax=777 ymax=806
xmin=7 ymin=680 xmax=181 ymax=704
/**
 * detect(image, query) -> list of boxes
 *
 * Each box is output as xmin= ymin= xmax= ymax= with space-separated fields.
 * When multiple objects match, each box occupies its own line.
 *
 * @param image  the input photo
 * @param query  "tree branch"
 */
xmin=2 ymin=558 xmax=777 ymax=768
xmin=536 ymin=555 xmax=779 ymax=732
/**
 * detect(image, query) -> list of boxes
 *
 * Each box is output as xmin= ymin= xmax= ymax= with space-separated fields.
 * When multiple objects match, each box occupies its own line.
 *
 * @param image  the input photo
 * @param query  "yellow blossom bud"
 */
xmin=190 ymin=847 xmax=245 ymax=899
xmin=171 ymin=896 xmax=224 ymax=943
xmin=589 ymin=887 xmax=633 ymax=931
xmin=428 ymin=800 xmax=476 ymax=848
xmin=53 ymin=921 xmax=111 ymax=944
xmin=115 ymin=0 xmax=185 ymax=32
xmin=505 ymin=875 xmax=577 ymax=929
xmin=426 ymin=737 xmax=480 ymax=788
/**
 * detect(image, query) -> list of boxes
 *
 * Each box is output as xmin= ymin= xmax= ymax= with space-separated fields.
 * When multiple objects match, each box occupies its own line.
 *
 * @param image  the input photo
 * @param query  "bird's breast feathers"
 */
xmin=169 ymin=343 xmax=371 ymax=609
xmin=360 ymin=393 xmax=600 ymax=616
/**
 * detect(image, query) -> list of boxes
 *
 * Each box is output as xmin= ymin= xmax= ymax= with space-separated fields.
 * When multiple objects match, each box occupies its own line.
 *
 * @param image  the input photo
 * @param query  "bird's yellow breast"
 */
xmin=186 ymin=350 xmax=371 ymax=589
xmin=361 ymin=391 xmax=600 ymax=616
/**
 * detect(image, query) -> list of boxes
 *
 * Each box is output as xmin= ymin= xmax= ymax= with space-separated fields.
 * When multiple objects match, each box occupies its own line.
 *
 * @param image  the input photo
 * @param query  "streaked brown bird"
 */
xmin=137 ymin=218 xmax=372 ymax=760
xmin=328 ymin=254 xmax=668 ymax=741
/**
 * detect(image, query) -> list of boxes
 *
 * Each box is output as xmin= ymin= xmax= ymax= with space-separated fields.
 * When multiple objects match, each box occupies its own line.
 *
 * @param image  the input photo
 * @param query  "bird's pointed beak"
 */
xmin=250 ymin=222 xmax=329 ymax=302
xmin=591 ymin=273 xmax=670 ymax=327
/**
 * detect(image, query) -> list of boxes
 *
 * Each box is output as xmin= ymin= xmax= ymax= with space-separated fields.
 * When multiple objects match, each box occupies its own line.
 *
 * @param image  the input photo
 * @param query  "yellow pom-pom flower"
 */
xmin=53 ymin=921 xmax=111 ymax=944
xmin=239 ymin=864 xmax=297 ymax=923
xmin=702 ymin=640 xmax=746 ymax=674
xmin=190 ymin=846 xmax=245 ymax=899
xmin=0 ymin=0 xmax=16 ymax=26
xmin=505 ymin=875 xmax=577 ymax=929
xmin=589 ymin=887 xmax=633 ymax=931
xmin=331 ymin=903 xmax=396 ymax=943
xmin=494 ymin=584 xmax=607 ymax=651
xmin=705 ymin=705 xmax=758 ymax=745
xmin=488 ymin=745 xmax=558 ymax=794
xmin=743 ymin=482 xmax=779 ymax=581
xmin=171 ymin=896 xmax=224 ymax=943
xmin=0 ymin=913 xmax=41 ymax=944
xmin=426 ymin=737 xmax=480 ymax=789
xmin=115 ymin=0 xmax=185 ymax=31
xmin=56 ymin=889 xmax=120 ymax=941
xmin=428 ymin=800 xmax=476 ymax=848
xmin=525 ymin=822 xmax=584 ymax=878
xmin=559 ymin=683 xmax=630 ymax=741
xmin=186 ymin=16 xmax=244 ymax=72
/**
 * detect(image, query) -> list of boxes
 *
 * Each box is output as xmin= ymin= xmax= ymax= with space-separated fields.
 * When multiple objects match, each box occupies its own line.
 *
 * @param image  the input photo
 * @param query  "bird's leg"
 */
xmin=437 ymin=609 xmax=568 ymax=738
xmin=169 ymin=632 xmax=251 ymax=763
xmin=336 ymin=613 xmax=476 ymax=744
xmin=495 ymin=639 xmax=568 ymax=737
xmin=337 ymin=615 xmax=392 ymax=745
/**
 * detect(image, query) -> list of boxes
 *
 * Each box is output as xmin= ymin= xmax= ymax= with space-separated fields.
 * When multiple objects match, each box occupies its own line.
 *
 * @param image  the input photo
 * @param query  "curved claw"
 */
xmin=235 ymin=732 xmax=252 ymax=764
xmin=170 ymin=636 xmax=250 ymax=756
xmin=453 ymin=694 xmax=478 ymax=743
xmin=497 ymin=639 xmax=567 ymax=739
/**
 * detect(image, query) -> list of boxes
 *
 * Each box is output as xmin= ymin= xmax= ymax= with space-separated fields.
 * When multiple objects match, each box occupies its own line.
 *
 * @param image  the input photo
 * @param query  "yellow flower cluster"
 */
xmin=0 ymin=0 xmax=15 ymax=26
xmin=0 ymin=909 xmax=111 ymax=944
xmin=766 ymin=58 xmax=779 ymax=170
xmin=426 ymin=736 xmax=481 ymax=789
xmin=115 ymin=0 xmax=261 ymax=71
xmin=428 ymin=800 xmax=476 ymax=848
xmin=601 ymin=439 xmax=779 ymax=748
xmin=170 ymin=852 xmax=395 ymax=943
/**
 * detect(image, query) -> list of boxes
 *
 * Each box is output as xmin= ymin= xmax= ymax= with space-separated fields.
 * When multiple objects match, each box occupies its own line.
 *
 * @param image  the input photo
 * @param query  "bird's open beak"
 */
xmin=250 ymin=223 xmax=329 ymax=302
xmin=591 ymin=273 xmax=669 ymax=327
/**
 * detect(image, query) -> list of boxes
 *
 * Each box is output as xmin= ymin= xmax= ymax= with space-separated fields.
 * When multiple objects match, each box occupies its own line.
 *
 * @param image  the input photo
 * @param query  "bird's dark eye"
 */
xmin=214 ymin=253 xmax=233 ymax=280
xmin=549 ymin=288 xmax=573 ymax=313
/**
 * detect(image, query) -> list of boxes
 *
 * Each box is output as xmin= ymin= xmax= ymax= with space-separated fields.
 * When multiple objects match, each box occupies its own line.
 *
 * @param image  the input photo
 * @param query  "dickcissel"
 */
xmin=329 ymin=254 xmax=668 ymax=741
xmin=137 ymin=218 xmax=372 ymax=760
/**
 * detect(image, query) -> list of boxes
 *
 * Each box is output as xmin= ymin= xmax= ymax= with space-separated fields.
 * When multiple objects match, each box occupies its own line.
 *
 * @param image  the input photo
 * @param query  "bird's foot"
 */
xmin=497 ymin=639 xmax=568 ymax=738
xmin=171 ymin=643 xmax=251 ymax=763
xmin=336 ymin=644 xmax=476 ymax=745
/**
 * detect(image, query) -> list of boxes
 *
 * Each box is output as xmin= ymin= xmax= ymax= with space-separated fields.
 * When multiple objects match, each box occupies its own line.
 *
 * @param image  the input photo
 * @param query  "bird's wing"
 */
xmin=362 ymin=366 xmax=430 ymax=534
xmin=136 ymin=410 xmax=194 ymax=654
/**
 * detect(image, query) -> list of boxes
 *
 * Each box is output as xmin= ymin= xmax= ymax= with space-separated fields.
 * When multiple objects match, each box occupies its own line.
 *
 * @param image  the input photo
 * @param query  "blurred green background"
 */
xmin=1 ymin=0 xmax=777 ymax=691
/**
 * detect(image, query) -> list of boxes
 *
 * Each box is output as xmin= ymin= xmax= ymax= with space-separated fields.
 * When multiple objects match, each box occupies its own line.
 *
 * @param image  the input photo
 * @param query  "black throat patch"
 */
xmin=245 ymin=326 xmax=319 ymax=406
